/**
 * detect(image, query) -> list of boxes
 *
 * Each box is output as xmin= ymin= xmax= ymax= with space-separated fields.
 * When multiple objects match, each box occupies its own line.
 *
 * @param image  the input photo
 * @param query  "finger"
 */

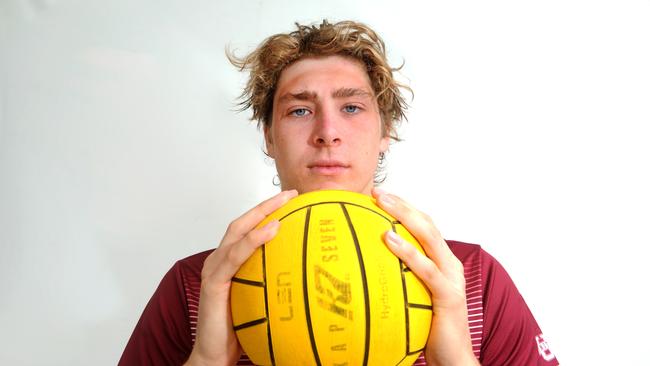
xmin=206 ymin=219 xmax=280 ymax=284
xmin=385 ymin=231 xmax=466 ymax=305
xmin=227 ymin=220 xmax=280 ymax=270
xmin=383 ymin=230 xmax=445 ymax=294
xmin=372 ymin=188 xmax=455 ymax=266
xmin=221 ymin=189 xmax=298 ymax=246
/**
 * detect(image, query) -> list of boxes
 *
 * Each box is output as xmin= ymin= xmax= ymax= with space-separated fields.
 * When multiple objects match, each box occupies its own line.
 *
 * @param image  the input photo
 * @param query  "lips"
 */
xmin=308 ymin=160 xmax=350 ymax=175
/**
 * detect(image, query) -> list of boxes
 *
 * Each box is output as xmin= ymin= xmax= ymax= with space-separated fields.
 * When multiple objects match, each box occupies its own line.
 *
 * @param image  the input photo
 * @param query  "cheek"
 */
xmin=275 ymin=135 xmax=293 ymax=153
xmin=274 ymin=135 xmax=305 ymax=164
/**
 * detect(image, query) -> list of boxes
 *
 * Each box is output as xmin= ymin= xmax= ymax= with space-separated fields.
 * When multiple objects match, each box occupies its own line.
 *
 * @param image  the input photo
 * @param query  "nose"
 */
xmin=311 ymin=108 xmax=341 ymax=147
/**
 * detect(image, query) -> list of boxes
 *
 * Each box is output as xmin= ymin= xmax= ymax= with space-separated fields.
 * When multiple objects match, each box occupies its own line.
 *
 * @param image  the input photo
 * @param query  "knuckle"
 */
xmin=254 ymin=199 xmax=265 ymax=209
xmin=401 ymin=242 xmax=418 ymax=260
xmin=200 ymin=266 xmax=210 ymax=281
xmin=454 ymin=257 xmax=463 ymax=270
xmin=419 ymin=211 xmax=435 ymax=226
xmin=226 ymin=221 xmax=238 ymax=233
xmin=201 ymin=249 xmax=222 ymax=279
xmin=448 ymin=258 xmax=465 ymax=277
xmin=238 ymin=230 xmax=266 ymax=255
xmin=426 ymin=227 xmax=438 ymax=240
xmin=226 ymin=220 xmax=242 ymax=235
xmin=226 ymin=244 xmax=243 ymax=265
xmin=244 ymin=228 xmax=264 ymax=246
xmin=419 ymin=264 xmax=436 ymax=284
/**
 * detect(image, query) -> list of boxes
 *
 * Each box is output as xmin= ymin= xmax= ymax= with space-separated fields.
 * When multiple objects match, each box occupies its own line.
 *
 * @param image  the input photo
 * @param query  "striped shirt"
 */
xmin=120 ymin=241 xmax=558 ymax=365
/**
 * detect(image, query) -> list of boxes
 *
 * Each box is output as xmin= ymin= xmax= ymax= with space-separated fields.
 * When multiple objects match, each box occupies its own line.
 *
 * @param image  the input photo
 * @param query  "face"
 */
xmin=265 ymin=55 xmax=390 ymax=195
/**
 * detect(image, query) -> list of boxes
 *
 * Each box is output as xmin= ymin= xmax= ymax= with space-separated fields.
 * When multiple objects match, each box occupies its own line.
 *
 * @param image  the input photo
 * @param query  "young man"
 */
xmin=120 ymin=20 xmax=558 ymax=366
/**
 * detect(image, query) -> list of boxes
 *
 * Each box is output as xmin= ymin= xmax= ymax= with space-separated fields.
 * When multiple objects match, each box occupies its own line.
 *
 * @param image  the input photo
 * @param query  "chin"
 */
xmin=296 ymin=180 xmax=369 ymax=195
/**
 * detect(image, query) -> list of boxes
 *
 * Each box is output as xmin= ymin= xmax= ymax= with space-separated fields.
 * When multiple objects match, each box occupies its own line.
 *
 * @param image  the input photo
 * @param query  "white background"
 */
xmin=1 ymin=0 xmax=649 ymax=365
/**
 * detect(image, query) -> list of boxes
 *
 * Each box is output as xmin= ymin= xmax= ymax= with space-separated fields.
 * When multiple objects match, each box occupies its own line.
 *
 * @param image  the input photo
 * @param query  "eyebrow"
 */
xmin=278 ymin=87 xmax=374 ymax=103
xmin=332 ymin=87 xmax=373 ymax=99
xmin=278 ymin=90 xmax=318 ymax=103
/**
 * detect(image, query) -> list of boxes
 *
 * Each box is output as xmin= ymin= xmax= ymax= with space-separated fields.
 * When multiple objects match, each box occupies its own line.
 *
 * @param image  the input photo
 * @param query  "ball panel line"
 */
xmin=407 ymin=303 xmax=433 ymax=310
xmin=233 ymin=317 xmax=268 ymax=331
xmin=392 ymin=219 xmax=413 ymax=360
xmin=231 ymin=277 xmax=265 ymax=287
xmin=261 ymin=244 xmax=276 ymax=366
xmin=278 ymin=201 xmax=393 ymax=225
xmin=301 ymin=206 xmax=322 ymax=366
xmin=340 ymin=203 xmax=371 ymax=366
xmin=399 ymin=258 xmax=411 ymax=362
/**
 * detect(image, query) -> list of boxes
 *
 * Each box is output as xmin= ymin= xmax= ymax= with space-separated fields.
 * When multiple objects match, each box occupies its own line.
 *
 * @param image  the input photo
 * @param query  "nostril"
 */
xmin=313 ymin=134 xmax=340 ymax=146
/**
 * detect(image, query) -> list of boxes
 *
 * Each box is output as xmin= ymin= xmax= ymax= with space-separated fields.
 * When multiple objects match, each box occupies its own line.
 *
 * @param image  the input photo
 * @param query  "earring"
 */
xmin=272 ymin=174 xmax=281 ymax=187
xmin=374 ymin=152 xmax=387 ymax=184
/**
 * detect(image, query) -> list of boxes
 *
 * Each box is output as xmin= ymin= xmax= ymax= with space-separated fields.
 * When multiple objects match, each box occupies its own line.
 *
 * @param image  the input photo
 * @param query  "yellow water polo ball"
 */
xmin=230 ymin=190 xmax=432 ymax=366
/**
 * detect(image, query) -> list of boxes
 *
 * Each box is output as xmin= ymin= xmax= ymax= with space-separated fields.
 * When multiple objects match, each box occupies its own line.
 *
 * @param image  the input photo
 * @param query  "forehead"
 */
xmin=274 ymin=55 xmax=373 ymax=97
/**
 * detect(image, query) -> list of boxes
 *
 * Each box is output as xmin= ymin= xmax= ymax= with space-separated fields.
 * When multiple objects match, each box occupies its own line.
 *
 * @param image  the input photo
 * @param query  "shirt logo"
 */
xmin=535 ymin=334 xmax=556 ymax=362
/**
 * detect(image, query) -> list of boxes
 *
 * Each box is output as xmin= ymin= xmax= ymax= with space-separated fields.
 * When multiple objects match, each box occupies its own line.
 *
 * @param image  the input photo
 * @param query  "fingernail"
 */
xmin=386 ymin=231 xmax=402 ymax=246
xmin=379 ymin=194 xmax=396 ymax=206
xmin=374 ymin=187 xmax=387 ymax=196
xmin=280 ymin=190 xmax=297 ymax=202
xmin=264 ymin=220 xmax=280 ymax=231
xmin=284 ymin=189 xmax=298 ymax=197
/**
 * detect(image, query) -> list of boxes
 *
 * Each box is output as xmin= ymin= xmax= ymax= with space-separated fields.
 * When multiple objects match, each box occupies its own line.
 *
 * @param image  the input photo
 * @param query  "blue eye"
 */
xmin=290 ymin=108 xmax=309 ymax=117
xmin=343 ymin=105 xmax=360 ymax=113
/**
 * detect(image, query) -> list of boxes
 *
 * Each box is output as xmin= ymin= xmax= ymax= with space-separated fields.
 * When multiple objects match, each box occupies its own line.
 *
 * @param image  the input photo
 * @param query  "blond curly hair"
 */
xmin=228 ymin=19 xmax=411 ymax=141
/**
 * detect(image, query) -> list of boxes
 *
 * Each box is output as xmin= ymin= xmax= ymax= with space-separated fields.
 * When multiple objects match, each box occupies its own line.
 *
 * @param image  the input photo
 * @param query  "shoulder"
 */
xmin=446 ymin=239 xmax=482 ymax=260
xmin=448 ymin=241 xmax=559 ymax=365
xmin=446 ymin=240 xmax=506 ymax=275
xmin=175 ymin=249 xmax=213 ymax=275
xmin=118 ymin=249 xmax=214 ymax=365
xmin=446 ymin=239 xmax=521 ymax=300
xmin=141 ymin=249 xmax=214 ymax=310
xmin=446 ymin=239 xmax=488 ymax=272
xmin=173 ymin=249 xmax=214 ymax=299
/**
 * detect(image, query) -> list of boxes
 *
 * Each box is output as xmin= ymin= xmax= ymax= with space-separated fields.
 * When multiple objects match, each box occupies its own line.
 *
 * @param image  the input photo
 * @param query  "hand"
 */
xmin=184 ymin=190 xmax=298 ymax=366
xmin=372 ymin=188 xmax=480 ymax=366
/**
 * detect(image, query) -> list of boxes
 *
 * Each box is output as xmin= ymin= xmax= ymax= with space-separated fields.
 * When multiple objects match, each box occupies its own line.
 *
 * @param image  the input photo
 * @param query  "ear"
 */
xmin=264 ymin=125 xmax=276 ymax=158
xmin=379 ymin=135 xmax=390 ymax=153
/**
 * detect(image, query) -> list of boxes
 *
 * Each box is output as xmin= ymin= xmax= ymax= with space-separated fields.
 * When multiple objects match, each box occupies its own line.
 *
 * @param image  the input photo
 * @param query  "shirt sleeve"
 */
xmin=118 ymin=262 xmax=194 ymax=366
xmin=480 ymin=249 xmax=559 ymax=365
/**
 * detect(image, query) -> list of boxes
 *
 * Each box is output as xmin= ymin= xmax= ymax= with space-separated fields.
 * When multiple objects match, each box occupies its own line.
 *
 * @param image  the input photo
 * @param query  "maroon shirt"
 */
xmin=119 ymin=241 xmax=558 ymax=365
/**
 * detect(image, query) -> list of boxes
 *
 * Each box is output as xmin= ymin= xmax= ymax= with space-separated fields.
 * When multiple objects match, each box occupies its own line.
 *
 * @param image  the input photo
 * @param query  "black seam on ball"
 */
xmin=262 ymin=244 xmax=276 ymax=366
xmin=232 ymin=277 xmax=265 ymax=287
xmin=407 ymin=303 xmax=433 ymax=310
xmin=278 ymin=201 xmax=393 ymax=224
xmin=302 ymin=206 xmax=322 ymax=366
xmin=341 ymin=203 xmax=370 ymax=366
xmin=395 ymin=222 xmax=412 ymax=357
xmin=233 ymin=317 xmax=268 ymax=331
